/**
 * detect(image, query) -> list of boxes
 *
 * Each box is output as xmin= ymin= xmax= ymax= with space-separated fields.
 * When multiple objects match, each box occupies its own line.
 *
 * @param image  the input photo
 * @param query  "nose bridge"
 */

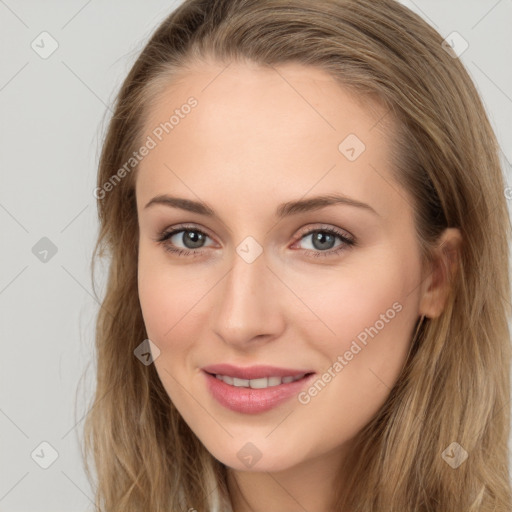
xmin=212 ymin=244 xmax=284 ymax=346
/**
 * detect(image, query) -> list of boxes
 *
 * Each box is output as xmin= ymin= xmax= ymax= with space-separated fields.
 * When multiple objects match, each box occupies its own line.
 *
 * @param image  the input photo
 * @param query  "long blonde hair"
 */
xmin=82 ymin=0 xmax=512 ymax=510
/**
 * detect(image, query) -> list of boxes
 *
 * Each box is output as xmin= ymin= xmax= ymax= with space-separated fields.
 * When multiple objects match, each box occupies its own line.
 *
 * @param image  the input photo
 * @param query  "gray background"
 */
xmin=1 ymin=1 xmax=511 ymax=510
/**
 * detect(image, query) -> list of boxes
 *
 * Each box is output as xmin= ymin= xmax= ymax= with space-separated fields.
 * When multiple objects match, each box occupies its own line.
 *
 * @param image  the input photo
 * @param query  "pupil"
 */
xmin=184 ymin=231 xmax=204 ymax=249
xmin=313 ymin=232 xmax=335 ymax=250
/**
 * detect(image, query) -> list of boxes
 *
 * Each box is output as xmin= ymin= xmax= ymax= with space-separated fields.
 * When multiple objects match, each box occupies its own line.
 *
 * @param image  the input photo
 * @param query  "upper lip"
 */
xmin=202 ymin=363 xmax=315 ymax=380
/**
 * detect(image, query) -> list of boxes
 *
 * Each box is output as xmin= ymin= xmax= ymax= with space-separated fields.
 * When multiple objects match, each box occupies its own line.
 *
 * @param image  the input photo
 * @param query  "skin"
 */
xmin=135 ymin=60 xmax=461 ymax=512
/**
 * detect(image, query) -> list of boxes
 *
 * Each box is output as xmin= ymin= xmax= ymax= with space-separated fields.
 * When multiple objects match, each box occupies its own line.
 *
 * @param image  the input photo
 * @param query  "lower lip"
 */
xmin=203 ymin=371 xmax=316 ymax=414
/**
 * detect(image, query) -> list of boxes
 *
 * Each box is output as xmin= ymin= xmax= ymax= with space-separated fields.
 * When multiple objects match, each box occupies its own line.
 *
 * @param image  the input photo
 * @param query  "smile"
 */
xmin=213 ymin=373 xmax=307 ymax=388
xmin=202 ymin=370 xmax=316 ymax=414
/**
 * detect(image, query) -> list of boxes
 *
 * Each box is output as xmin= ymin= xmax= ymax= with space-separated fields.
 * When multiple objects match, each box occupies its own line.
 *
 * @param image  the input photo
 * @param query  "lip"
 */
xmin=201 ymin=363 xmax=314 ymax=380
xmin=202 ymin=368 xmax=316 ymax=414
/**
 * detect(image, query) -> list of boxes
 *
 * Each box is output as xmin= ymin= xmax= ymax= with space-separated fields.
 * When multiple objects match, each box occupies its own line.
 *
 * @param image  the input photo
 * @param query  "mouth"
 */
xmin=204 ymin=371 xmax=314 ymax=389
xmin=201 ymin=363 xmax=315 ymax=380
xmin=201 ymin=367 xmax=316 ymax=414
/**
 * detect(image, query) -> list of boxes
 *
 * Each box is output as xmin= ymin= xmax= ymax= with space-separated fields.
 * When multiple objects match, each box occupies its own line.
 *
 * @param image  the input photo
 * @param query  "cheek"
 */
xmin=292 ymin=249 xmax=419 ymax=385
xmin=137 ymin=247 xmax=200 ymax=349
xmin=294 ymin=251 xmax=421 ymax=435
xmin=284 ymin=247 xmax=419 ymax=353
xmin=302 ymin=304 xmax=415 ymax=448
xmin=329 ymin=272 xmax=410 ymax=352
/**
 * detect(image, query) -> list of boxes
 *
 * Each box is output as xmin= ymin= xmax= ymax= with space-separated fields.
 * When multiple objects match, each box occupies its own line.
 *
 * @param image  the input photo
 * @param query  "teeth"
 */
xmin=215 ymin=373 xmax=306 ymax=388
xmin=268 ymin=376 xmax=282 ymax=386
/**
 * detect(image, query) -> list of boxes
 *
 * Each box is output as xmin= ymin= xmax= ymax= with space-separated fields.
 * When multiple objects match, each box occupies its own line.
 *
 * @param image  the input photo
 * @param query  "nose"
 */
xmin=211 ymin=248 xmax=286 ymax=350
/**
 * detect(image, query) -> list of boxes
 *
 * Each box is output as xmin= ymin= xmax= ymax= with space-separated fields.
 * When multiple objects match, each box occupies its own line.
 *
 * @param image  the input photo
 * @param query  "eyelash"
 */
xmin=154 ymin=224 xmax=356 ymax=259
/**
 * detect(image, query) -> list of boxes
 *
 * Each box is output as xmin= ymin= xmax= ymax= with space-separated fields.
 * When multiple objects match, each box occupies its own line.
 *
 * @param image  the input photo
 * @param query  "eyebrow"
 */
xmin=144 ymin=193 xmax=379 ymax=218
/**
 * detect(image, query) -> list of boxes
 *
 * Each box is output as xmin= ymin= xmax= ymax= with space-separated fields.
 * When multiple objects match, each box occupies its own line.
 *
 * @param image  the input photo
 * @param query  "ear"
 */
xmin=419 ymin=228 xmax=462 ymax=319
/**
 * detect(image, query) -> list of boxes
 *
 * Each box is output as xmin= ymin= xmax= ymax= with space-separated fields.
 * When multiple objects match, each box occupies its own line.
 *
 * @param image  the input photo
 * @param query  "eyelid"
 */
xmin=154 ymin=222 xmax=356 ymax=257
xmin=293 ymin=223 xmax=354 ymax=244
xmin=154 ymin=223 xmax=216 ymax=246
xmin=156 ymin=223 xmax=354 ymax=241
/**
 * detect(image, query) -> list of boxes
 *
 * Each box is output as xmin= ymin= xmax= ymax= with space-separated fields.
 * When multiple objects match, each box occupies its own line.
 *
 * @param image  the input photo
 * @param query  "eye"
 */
xmin=292 ymin=225 xmax=356 ymax=258
xmin=154 ymin=224 xmax=356 ymax=258
xmin=155 ymin=225 xmax=215 ymax=257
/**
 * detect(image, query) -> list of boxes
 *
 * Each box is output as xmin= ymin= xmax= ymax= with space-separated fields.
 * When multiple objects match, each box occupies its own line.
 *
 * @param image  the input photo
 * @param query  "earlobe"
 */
xmin=419 ymin=228 xmax=462 ymax=319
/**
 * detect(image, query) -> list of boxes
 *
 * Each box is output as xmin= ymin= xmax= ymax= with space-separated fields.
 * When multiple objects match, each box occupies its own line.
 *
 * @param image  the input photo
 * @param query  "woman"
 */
xmin=83 ymin=0 xmax=512 ymax=510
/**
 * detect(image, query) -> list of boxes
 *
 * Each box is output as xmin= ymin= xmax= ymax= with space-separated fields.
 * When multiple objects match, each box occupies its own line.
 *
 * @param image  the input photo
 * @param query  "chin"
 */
xmin=203 ymin=438 xmax=305 ymax=473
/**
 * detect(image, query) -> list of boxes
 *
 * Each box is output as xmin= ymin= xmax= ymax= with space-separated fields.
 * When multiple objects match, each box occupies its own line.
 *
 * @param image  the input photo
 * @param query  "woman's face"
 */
xmin=135 ymin=60 xmax=431 ymax=472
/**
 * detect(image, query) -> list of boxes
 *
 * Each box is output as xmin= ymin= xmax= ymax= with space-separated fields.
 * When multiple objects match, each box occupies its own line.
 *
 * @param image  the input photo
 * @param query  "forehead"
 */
xmin=142 ymin=60 xmax=389 ymax=142
xmin=136 ymin=60 xmax=402 ymax=222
